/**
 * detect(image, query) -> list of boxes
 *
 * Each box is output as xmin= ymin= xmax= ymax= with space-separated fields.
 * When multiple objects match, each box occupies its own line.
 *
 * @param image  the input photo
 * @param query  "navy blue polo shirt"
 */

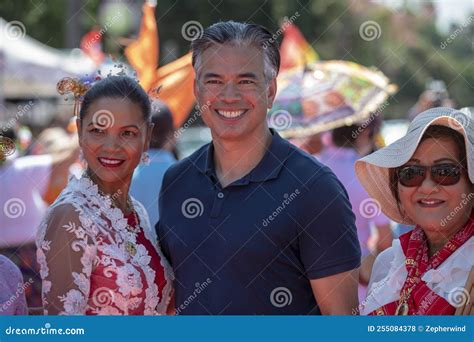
xmin=156 ymin=130 xmax=360 ymax=315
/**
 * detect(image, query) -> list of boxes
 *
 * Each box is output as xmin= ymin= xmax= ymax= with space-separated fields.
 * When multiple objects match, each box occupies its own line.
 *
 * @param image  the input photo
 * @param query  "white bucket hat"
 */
xmin=355 ymin=107 xmax=474 ymax=225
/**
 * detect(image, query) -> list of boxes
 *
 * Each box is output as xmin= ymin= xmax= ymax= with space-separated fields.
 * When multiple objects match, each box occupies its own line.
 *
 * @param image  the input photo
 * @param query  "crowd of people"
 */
xmin=0 ymin=21 xmax=472 ymax=316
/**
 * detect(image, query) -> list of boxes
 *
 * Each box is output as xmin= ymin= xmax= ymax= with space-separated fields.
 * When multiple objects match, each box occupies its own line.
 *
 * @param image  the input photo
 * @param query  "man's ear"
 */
xmin=267 ymin=77 xmax=278 ymax=109
xmin=193 ymin=77 xmax=199 ymax=100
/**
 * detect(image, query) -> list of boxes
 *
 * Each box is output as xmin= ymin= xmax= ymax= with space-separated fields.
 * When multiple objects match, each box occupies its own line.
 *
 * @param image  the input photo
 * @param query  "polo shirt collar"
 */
xmin=195 ymin=129 xmax=291 ymax=185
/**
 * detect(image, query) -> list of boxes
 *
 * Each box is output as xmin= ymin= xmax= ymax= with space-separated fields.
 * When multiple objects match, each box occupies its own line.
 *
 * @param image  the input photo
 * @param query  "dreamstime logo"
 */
xmin=91 ymin=287 xmax=115 ymax=307
xmin=447 ymin=110 xmax=471 ymax=131
xmin=181 ymin=198 xmax=204 ymax=219
xmin=351 ymin=101 xmax=389 ymax=139
xmin=359 ymin=21 xmax=381 ymax=41
xmin=175 ymin=278 xmax=213 ymax=315
xmin=4 ymin=322 xmax=85 ymax=335
xmin=174 ymin=101 xmax=210 ymax=139
xmin=3 ymin=20 xmax=26 ymax=41
xmin=359 ymin=198 xmax=381 ymax=219
xmin=1 ymin=101 xmax=35 ymax=135
xmin=353 ymin=277 xmax=390 ymax=315
xmin=448 ymin=287 xmax=470 ymax=308
xmin=181 ymin=21 xmax=203 ymax=41
xmin=84 ymin=11 xmax=123 ymax=50
xmin=262 ymin=12 xmax=300 ymax=49
xmin=3 ymin=198 xmax=26 ymax=219
xmin=262 ymin=189 xmax=300 ymax=227
xmin=0 ymin=278 xmax=34 ymax=313
xmin=268 ymin=110 xmax=292 ymax=131
xmin=440 ymin=15 xmax=473 ymax=49
xmin=92 ymin=110 xmax=115 ymax=130
xmin=441 ymin=192 xmax=474 ymax=227
xmin=18 ymin=101 xmax=35 ymax=116
xmin=270 ymin=287 xmax=293 ymax=308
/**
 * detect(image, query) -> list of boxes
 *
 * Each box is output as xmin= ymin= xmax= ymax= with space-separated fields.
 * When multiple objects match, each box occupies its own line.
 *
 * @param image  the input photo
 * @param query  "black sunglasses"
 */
xmin=397 ymin=163 xmax=462 ymax=187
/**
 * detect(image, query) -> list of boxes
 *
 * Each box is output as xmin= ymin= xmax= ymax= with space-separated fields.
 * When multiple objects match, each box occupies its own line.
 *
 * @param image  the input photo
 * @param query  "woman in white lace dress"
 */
xmin=36 ymin=76 xmax=173 ymax=315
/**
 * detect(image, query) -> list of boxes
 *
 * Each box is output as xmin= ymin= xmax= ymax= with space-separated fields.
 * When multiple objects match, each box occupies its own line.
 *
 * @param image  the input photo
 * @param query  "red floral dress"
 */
xmin=36 ymin=175 xmax=174 ymax=315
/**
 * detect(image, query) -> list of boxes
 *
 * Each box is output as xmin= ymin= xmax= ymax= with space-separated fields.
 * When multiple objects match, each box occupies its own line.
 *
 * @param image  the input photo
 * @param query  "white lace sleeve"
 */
xmin=37 ymin=204 xmax=97 ymax=315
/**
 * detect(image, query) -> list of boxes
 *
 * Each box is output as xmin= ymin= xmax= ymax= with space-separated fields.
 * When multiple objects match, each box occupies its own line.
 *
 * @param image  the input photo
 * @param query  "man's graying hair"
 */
xmin=191 ymin=21 xmax=280 ymax=83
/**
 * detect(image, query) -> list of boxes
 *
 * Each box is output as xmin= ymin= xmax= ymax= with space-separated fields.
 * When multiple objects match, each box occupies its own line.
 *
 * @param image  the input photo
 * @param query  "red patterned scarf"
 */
xmin=369 ymin=212 xmax=473 ymax=315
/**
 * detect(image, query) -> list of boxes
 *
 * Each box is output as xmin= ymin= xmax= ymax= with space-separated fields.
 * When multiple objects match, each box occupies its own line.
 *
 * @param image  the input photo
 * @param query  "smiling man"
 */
xmin=156 ymin=21 xmax=361 ymax=315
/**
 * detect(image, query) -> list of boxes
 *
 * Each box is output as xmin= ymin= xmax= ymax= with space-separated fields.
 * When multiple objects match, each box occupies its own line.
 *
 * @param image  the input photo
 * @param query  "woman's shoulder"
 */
xmin=50 ymin=201 xmax=79 ymax=214
xmin=38 ymin=201 xmax=99 ymax=245
xmin=44 ymin=175 xmax=105 ymax=230
xmin=45 ymin=202 xmax=81 ymax=225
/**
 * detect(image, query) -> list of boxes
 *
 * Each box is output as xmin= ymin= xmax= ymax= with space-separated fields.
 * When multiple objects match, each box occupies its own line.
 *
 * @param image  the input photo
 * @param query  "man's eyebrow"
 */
xmin=238 ymin=72 xmax=258 ymax=79
xmin=202 ymin=72 xmax=259 ymax=79
xmin=203 ymin=72 xmax=222 ymax=78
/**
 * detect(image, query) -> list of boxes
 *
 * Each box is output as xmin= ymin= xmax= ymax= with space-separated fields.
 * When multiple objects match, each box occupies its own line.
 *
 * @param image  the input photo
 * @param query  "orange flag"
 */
xmin=279 ymin=22 xmax=319 ymax=71
xmin=125 ymin=2 xmax=195 ymax=128
xmin=152 ymin=53 xmax=196 ymax=128
xmin=124 ymin=2 xmax=159 ymax=92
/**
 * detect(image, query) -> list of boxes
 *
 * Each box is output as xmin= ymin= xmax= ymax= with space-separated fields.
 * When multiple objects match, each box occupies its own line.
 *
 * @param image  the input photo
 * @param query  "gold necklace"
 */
xmin=119 ymin=198 xmax=141 ymax=257
xmin=121 ymin=200 xmax=140 ymax=257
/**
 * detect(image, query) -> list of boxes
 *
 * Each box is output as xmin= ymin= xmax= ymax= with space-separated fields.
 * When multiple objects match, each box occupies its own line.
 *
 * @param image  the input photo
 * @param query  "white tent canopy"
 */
xmin=0 ymin=18 xmax=96 ymax=98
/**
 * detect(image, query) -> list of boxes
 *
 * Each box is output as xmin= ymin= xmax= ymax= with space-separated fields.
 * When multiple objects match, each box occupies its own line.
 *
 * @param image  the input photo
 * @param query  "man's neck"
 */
xmin=213 ymin=128 xmax=272 ymax=188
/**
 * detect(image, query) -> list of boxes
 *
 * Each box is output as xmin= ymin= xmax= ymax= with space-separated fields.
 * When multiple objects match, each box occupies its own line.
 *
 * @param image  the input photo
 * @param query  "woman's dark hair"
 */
xmin=79 ymin=76 xmax=151 ymax=123
xmin=389 ymin=125 xmax=468 ymax=213
xmin=332 ymin=118 xmax=378 ymax=148
xmin=332 ymin=124 xmax=359 ymax=147
xmin=150 ymin=100 xmax=174 ymax=149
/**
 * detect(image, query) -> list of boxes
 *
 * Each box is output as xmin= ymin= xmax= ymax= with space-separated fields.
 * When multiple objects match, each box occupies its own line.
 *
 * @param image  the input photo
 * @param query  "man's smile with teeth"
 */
xmin=215 ymin=109 xmax=247 ymax=118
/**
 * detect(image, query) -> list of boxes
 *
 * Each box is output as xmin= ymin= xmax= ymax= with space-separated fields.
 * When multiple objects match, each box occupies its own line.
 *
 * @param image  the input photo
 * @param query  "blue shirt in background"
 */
xmin=131 ymin=149 xmax=176 ymax=227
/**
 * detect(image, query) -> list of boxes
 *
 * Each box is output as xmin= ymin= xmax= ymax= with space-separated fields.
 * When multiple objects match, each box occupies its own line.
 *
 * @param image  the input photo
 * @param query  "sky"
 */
xmin=376 ymin=0 xmax=474 ymax=33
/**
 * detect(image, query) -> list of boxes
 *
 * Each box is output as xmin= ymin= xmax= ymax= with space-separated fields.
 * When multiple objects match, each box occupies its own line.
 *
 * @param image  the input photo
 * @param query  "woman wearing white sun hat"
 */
xmin=355 ymin=107 xmax=473 ymax=315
